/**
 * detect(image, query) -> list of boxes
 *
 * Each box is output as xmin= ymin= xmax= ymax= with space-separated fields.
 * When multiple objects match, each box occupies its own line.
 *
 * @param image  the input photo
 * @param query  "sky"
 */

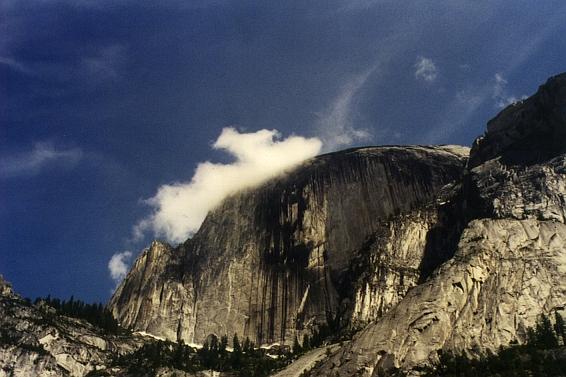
xmin=1 ymin=0 xmax=566 ymax=303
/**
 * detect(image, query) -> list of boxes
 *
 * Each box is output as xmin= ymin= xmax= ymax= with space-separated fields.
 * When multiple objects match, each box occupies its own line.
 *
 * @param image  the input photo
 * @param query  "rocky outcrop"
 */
xmin=465 ymin=74 xmax=566 ymax=224
xmin=0 ymin=276 xmax=141 ymax=377
xmin=301 ymin=73 xmax=566 ymax=376
xmin=110 ymin=146 xmax=469 ymax=346
xmin=468 ymin=154 xmax=566 ymax=222
xmin=108 ymin=241 xmax=194 ymax=342
xmin=468 ymin=73 xmax=566 ymax=169
xmin=310 ymin=219 xmax=566 ymax=376
xmin=4 ymin=73 xmax=566 ymax=376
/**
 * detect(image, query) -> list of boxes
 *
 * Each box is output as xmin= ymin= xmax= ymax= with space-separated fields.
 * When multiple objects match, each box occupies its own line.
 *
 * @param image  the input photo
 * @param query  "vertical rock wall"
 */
xmin=306 ymin=72 xmax=566 ymax=376
xmin=110 ymin=146 xmax=468 ymax=346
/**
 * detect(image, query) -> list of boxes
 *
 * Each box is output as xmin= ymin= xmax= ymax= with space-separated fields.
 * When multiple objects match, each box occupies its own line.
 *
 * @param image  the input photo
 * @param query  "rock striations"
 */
xmin=109 ymin=73 xmax=566 ymax=375
xmin=0 ymin=275 xmax=141 ymax=377
xmin=2 ymin=73 xmax=565 ymax=377
xmin=109 ymin=146 xmax=469 ymax=346
xmin=305 ymin=73 xmax=566 ymax=376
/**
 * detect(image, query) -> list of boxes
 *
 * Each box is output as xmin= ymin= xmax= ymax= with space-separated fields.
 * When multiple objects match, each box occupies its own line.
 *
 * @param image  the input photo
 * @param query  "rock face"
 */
xmin=468 ymin=73 xmax=566 ymax=169
xmin=0 ymin=275 xmax=141 ymax=377
xmin=6 ymin=73 xmax=560 ymax=377
xmin=304 ymin=73 xmax=566 ymax=376
xmin=107 ymin=241 xmax=193 ymax=343
xmin=310 ymin=219 xmax=566 ymax=376
xmin=110 ymin=146 xmax=469 ymax=346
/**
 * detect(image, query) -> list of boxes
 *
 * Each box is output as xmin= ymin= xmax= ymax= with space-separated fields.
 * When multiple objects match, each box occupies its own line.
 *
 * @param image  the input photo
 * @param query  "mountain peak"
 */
xmin=469 ymin=71 xmax=566 ymax=168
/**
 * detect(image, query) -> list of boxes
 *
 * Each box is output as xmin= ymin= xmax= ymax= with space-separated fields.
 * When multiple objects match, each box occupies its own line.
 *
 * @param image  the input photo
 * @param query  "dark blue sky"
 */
xmin=2 ymin=0 xmax=566 ymax=303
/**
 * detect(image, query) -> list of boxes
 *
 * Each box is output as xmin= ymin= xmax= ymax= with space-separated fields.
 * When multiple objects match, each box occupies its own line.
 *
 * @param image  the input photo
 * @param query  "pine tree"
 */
xmin=243 ymin=337 xmax=251 ymax=353
xmin=233 ymin=334 xmax=241 ymax=354
xmin=200 ymin=339 xmax=209 ymax=357
xmin=535 ymin=314 xmax=558 ymax=348
xmin=302 ymin=334 xmax=311 ymax=352
xmin=199 ymin=339 xmax=212 ymax=369
xmin=292 ymin=335 xmax=303 ymax=355
xmin=231 ymin=333 xmax=242 ymax=369
xmin=210 ymin=335 xmax=219 ymax=352
xmin=526 ymin=326 xmax=537 ymax=346
xmin=173 ymin=339 xmax=185 ymax=369
xmin=554 ymin=311 xmax=566 ymax=346
xmin=220 ymin=334 xmax=228 ymax=354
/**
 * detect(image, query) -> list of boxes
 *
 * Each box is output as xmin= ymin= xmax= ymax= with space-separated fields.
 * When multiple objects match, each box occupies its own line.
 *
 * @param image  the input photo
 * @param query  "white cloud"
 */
xmin=492 ymin=73 xmax=526 ymax=108
xmin=108 ymin=251 xmax=133 ymax=284
xmin=314 ymin=68 xmax=375 ymax=151
xmin=414 ymin=56 xmax=438 ymax=82
xmin=135 ymin=128 xmax=322 ymax=243
xmin=0 ymin=142 xmax=83 ymax=178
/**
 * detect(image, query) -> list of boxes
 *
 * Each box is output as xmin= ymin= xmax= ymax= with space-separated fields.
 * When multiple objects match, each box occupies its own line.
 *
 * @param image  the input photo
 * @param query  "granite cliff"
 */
xmin=305 ymin=73 xmax=566 ymax=376
xmin=0 ymin=275 xmax=141 ymax=377
xmin=109 ymin=145 xmax=469 ymax=346
xmin=2 ymin=73 xmax=565 ymax=377
xmin=110 ymin=73 xmax=566 ymax=375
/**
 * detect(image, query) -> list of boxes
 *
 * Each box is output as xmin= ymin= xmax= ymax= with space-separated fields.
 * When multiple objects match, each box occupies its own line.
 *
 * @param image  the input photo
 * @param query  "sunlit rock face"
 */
xmin=0 ymin=275 xmax=140 ymax=377
xmin=305 ymin=73 xmax=566 ymax=376
xmin=108 ymin=241 xmax=194 ymax=343
xmin=467 ymin=73 xmax=566 ymax=223
xmin=310 ymin=219 xmax=566 ymax=376
xmin=109 ymin=145 xmax=469 ymax=346
xmin=3 ymin=73 xmax=565 ymax=377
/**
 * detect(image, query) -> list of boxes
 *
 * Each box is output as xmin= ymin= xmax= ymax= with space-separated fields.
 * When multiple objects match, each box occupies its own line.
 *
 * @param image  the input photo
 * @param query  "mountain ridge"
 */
xmin=305 ymin=72 xmax=566 ymax=376
xmin=110 ymin=145 xmax=470 ymax=347
xmin=1 ymin=72 xmax=565 ymax=376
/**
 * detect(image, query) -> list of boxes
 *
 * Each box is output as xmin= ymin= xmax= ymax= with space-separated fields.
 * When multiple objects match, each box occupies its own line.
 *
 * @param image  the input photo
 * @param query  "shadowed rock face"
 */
xmin=4 ymin=73 xmax=564 ymax=377
xmin=304 ymin=73 xmax=566 ymax=376
xmin=468 ymin=72 xmax=566 ymax=169
xmin=109 ymin=146 xmax=469 ymax=346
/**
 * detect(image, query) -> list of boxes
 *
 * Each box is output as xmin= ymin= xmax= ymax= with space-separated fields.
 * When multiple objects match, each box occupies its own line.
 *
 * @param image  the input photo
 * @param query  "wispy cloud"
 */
xmin=1 ymin=43 xmax=124 ymax=85
xmin=0 ymin=56 xmax=34 ymax=75
xmin=134 ymin=128 xmax=322 ymax=243
xmin=414 ymin=56 xmax=438 ymax=83
xmin=423 ymin=73 xmax=504 ymax=144
xmin=492 ymin=73 xmax=526 ymax=108
xmin=423 ymin=86 xmax=485 ymax=144
xmin=314 ymin=68 xmax=375 ymax=151
xmin=423 ymin=71 xmax=528 ymax=143
xmin=81 ymin=45 xmax=125 ymax=82
xmin=108 ymin=251 xmax=132 ymax=285
xmin=0 ymin=142 xmax=83 ymax=178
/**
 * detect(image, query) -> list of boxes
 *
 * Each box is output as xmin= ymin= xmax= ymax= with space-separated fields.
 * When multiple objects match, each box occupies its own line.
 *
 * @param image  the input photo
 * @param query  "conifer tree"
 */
xmin=526 ymin=326 xmax=537 ymax=346
xmin=210 ymin=335 xmax=219 ymax=352
xmin=292 ymin=335 xmax=302 ymax=355
xmin=535 ymin=314 xmax=558 ymax=348
xmin=233 ymin=334 xmax=241 ymax=353
xmin=220 ymin=334 xmax=228 ymax=355
xmin=554 ymin=311 xmax=566 ymax=346
xmin=231 ymin=333 xmax=242 ymax=369
xmin=302 ymin=334 xmax=311 ymax=352
xmin=243 ymin=336 xmax=251 ymax=353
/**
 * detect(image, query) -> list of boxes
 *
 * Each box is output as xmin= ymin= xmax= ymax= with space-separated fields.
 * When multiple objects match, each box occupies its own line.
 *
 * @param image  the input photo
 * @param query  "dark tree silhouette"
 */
xmin=34 ymin=296 xmax=125 ymax=334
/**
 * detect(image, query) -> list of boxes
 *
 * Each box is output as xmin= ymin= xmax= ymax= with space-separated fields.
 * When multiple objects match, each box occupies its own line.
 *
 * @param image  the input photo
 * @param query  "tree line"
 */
xmin=418 ymin=311 xmax=566 ymax=377
xmin=86 ymin=327 xmax=344 ymax=377
xmin=89 ymin=334 xmax=293 ymax=377
xmin=35 ymin=295 xmax=126 ymax=335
